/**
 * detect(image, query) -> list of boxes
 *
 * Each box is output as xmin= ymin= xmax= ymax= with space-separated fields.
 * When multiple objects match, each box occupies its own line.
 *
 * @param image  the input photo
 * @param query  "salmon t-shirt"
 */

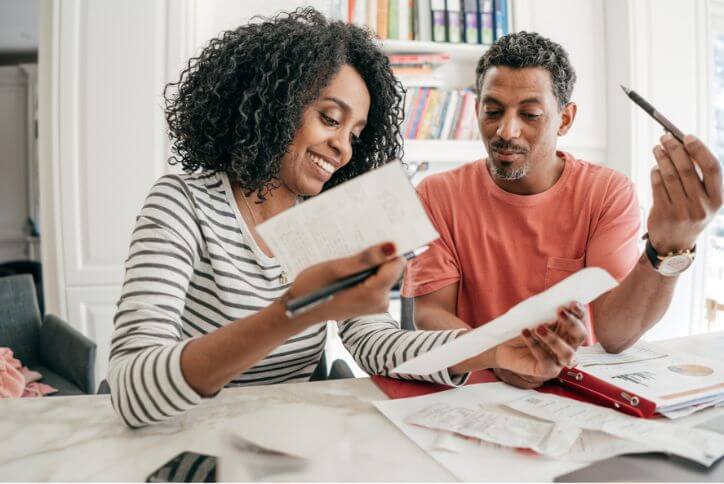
xmin=402 ymin=152 xmax=641 ymax=341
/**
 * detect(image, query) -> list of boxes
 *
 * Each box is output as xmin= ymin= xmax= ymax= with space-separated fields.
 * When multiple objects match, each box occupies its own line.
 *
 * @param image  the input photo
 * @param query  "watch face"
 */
xmin=659 ymin=254 xmax=693 ymax=276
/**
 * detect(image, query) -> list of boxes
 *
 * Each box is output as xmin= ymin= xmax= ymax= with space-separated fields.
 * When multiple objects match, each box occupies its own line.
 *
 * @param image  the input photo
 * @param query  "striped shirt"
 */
xmin=108 ymin=172 xmax=467 ymax=428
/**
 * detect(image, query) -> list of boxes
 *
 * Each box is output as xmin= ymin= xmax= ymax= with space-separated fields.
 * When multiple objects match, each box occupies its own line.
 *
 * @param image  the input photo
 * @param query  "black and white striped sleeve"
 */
xmin=108 ymin=175 xmax=204 ymax=428
xmin=338 ymin=314 xmax=470 ymax=386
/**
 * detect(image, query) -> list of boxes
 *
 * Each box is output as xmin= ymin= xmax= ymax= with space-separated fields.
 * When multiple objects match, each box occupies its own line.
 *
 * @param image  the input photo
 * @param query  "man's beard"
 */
xmin=488 ymin=159 xmax=531 ymax=181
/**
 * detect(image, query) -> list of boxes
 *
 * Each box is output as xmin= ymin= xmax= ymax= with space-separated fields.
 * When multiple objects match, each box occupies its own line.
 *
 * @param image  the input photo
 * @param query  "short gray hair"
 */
xmin=475 ymin=31 xmax=576 ymax=108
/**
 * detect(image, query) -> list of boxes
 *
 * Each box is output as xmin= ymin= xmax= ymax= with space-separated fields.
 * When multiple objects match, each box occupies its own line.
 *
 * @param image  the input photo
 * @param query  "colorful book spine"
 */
xmin=377 ymin=0 xmax=389 ymax=38
xmin=388 ymin=0 xmax=399 ymax=39
xmin=366 ymin=0 xmax=378 ymax=31
xmin=480 ymin=0 xmax=494 ymax=44
xmin=463 ymin=0 xmax=480 ymax=44
xmin=446 ymin=0 xmax=462 ymax=43
xmin=493 ymin=0 xmax=508 ymax=40
xmin=398 ymin=0 xmax=410 ymax=40
xmin=430 ymin=0 xmax=447 ymax=42
xmin=416 ymin=0 xmax=432 ymax=41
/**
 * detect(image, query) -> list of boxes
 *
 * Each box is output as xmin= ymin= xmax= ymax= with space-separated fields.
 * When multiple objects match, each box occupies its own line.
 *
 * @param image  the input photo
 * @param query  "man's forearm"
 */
xmin=592 ymin=253 xmax=678 ymax=353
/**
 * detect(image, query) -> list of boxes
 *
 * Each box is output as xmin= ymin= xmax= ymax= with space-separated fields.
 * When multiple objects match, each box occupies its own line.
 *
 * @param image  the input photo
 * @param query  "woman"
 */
xmin=109 ymin=8 xmax=586 ymax=428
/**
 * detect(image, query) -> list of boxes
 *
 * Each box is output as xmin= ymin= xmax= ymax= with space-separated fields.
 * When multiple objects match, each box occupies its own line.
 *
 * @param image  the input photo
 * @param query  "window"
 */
xmin=704 ymin=18 xmax=724 ymax=331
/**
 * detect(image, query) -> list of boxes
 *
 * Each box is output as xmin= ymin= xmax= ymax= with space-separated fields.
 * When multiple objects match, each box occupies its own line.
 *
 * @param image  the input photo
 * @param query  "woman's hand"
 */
xmin=285 ymin=242 xmax=405 ymax=327
xmin=492 ymin=301 xmax=588 ymax=389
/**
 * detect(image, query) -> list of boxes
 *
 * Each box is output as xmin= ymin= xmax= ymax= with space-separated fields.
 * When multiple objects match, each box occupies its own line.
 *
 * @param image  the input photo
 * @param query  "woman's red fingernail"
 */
xmin=381 ymin=242 xmax=396 ymax=256
xmin=522 ymin=328 xmax=532 ymax=338
xmin=537 ymin=326 xmax=548 ymax=336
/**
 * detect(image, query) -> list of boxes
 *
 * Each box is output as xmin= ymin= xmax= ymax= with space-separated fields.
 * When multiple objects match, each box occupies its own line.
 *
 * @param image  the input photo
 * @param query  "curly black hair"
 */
xmin=164 ymin=7 xmax=404 ymax=199
xmin=475 ymin=31 xmax=577 ymax=108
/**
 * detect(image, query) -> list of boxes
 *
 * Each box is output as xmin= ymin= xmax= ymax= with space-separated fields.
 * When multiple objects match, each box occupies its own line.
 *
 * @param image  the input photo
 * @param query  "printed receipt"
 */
xmin=256 ymin=161 xmax=438 ymax=280
xmin=406 ymin=402 xmax=581 ymax=457
xmin=392 ymin=267 xmax=618 ymax=375
xmin=506 ymin=392 xmax=724 ymax=466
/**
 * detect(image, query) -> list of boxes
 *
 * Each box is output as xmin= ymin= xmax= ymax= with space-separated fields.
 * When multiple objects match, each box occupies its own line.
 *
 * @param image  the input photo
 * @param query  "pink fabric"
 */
xmin=0 ymin=347 xmax=58 ymax=398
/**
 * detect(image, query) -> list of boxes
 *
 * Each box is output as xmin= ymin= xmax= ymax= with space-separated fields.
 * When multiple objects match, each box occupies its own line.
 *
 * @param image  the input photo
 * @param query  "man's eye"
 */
xmin=320 ymin=112 xmax=340 ymax=127
xmin=523 ymin=113 xmax=542 ymax=120
xmin=484 ymin=111 xmax=501 ymax=117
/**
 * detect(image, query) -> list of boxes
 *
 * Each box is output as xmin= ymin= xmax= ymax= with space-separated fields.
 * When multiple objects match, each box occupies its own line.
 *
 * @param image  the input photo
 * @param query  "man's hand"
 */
xmin=493 ymin=302 xmax=588 ymax=389
xmin=648 ymin=134 xmax=723 ymax=254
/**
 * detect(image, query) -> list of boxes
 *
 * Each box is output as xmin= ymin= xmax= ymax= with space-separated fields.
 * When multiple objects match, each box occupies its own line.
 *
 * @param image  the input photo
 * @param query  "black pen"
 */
xmin=284 ymin=245 xmax=430 ymax=318
xmin=620 ymin=85 xmax=685 ymax=143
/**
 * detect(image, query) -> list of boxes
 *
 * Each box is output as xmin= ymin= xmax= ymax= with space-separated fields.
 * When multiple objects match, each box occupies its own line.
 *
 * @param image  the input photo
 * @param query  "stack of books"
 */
xmin=402 ymin=87 xmax=480 ymax=141
xmin=331 ymin=0 xmax=510 ymax=45
xmin=389 ymin=53 xmax=450 ymax=86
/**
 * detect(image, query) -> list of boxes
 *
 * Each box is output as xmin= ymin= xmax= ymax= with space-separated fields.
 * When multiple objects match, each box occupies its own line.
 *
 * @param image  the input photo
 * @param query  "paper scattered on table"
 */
xmin=406 ymin=402 xmax=581 ymax=457
xmin=373 ymin=383 xmax=590 ymax=482
xmin=256 ymin=161 xmax=438 ymax=279
xmin=392 ymin=267 xmax=618 ymax=375
xmin=575 ymin=342 xmax=724 ymax=416
xmin=226 ymin=403 xmax=343 ymax=460
xmin=506 ymin=391 xmax=724 ymax=466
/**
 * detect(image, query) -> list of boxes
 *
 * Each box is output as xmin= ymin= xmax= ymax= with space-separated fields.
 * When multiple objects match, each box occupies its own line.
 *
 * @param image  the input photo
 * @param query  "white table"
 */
xmin=1 ymin=332 xmax=723 ymax=482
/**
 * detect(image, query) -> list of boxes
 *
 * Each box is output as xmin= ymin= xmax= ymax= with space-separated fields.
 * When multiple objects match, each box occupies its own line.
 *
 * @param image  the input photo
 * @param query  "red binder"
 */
xmin=372 ymin=368 xmax=658 ymax=419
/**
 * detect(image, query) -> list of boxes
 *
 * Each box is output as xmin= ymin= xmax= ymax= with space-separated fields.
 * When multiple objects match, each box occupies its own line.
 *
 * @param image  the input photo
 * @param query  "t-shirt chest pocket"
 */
xmin=544 ymin=256 xmax=585 ymax=288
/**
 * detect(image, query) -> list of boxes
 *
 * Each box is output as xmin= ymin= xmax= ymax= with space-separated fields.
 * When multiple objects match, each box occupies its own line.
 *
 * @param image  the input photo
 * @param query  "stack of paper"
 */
xmin=575 ymin=342 xmax=724 ymax=418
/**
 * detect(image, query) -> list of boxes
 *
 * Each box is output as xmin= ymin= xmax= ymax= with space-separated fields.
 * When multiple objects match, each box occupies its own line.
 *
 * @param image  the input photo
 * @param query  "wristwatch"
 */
xmin=643 ymin=234 xmax=696 ymax=276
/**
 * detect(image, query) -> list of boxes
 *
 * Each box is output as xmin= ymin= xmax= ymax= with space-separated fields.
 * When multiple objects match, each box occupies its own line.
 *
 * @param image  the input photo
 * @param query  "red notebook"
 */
xmin=372 ymin=368 xmax=657 ymax=418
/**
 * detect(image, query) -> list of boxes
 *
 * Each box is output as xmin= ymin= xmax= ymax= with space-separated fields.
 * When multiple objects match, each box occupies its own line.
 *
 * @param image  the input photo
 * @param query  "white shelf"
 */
xmin=381 ymin=39 xmax=489 ymax=62
xmin=403 ymin=139 xmax=484 ymax=163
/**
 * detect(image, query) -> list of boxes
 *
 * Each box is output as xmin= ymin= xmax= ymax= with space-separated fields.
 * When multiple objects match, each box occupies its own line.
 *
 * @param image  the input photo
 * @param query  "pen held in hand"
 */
xmin=284 ymin=245 xmax=430 ymax=318
xmin=620 ymin=85 xmax=685 ymax=143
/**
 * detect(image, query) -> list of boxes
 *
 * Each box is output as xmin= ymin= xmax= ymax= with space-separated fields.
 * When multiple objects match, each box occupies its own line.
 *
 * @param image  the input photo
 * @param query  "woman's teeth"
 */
xmin=309 ymin=153 xmax=334 ymax=174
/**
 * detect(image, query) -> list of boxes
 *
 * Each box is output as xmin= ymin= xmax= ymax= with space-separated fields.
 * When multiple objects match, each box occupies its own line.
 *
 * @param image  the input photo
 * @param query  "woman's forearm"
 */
xmin=180 ymin=300 xmax=312 ymax=396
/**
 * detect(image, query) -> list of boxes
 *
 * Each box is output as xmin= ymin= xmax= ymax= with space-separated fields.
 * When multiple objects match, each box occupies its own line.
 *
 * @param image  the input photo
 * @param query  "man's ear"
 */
xmin=558 ymin=102 xmax=577 ymax=136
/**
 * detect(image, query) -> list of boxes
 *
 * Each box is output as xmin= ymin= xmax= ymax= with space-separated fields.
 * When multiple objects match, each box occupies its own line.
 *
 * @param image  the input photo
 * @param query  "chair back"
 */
xmin=0 ymin=275 xmax=42 ymax=365
xmin=400 ymin=296 xmax=416 ymax=331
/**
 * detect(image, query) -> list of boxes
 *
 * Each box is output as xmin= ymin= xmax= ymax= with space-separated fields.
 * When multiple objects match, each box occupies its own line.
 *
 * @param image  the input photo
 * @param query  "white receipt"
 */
xmin=506 ymin=392 xmax=724 ymax=466
xmin=392 ymin=267 xmax=618 ymax=375
xmin=256 ymin=161 xmax=438 ymax=279
xmin=406 ymin=402 xmax=581 ymax=457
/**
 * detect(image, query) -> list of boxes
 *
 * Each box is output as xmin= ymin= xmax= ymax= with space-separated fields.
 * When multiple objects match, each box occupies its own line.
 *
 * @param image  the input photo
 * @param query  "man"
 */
xmin=402 ymin=31 xmax=723 ymax=389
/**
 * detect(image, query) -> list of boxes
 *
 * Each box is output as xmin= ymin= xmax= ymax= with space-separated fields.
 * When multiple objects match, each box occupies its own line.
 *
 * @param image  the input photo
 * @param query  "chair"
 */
xmin=0 ymin=260 xmax=45 ymax=316
xmin=400 ymin=296 xmax=416 ymax=330
xmin=0 ymin=275 xmax=96 ymax=395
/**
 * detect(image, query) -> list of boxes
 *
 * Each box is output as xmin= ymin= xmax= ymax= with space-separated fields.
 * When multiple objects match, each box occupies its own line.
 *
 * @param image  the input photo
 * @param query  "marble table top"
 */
xmin=1 ymin=332 xmax=723 ymax=482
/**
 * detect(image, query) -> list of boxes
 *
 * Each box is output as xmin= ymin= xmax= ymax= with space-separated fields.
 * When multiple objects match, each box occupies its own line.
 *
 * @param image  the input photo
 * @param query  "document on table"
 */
xmin=575 ymin=342 xmax=724 ymax=415
xmin=256 ymin=161 xmax=438 ymax=279
xmin=506 ymin=391 xmax=724 ymax=466
xmin=392 ymin=267 xmax=618 ymax=375
xmin=405 ymin=402 xmax=581 ymax=457
xmin=373 ymin=383 xmax=590 ymax=482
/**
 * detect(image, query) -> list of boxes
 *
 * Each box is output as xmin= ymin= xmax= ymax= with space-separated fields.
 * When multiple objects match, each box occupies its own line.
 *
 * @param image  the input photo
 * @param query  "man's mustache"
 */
xmin=490 ymin=140 xmax=528 ymax=154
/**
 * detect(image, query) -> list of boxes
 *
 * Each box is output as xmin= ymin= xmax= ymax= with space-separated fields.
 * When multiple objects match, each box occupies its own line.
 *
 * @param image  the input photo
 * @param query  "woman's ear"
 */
xmin=558 ymin=102 xmax=577 ymax=136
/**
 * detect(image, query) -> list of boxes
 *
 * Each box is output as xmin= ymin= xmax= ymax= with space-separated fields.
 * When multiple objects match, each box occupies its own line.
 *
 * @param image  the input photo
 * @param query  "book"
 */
xmin=446 ymin=0 xmax=463 ymax=43
xmin=439 ymin=90 xmax=460 ymax=139
xmin=415 ymin=0 xmax=433 ymax=41
xmin=462 ymin=0 xmax=480 ymax=44
xmin=493 ymin=0 xmax=508 ymax=40
xmin=398 ymin=0 xmax=411 ymax=40
xmin=377 ymin=0 xmax=389 ymax=38
xmin=366 ymin=0 xmax=378 ymax=31
xmin=430 ymin=0 xmax=447 ymax=42
xmin=388 ymin=53 xmax=450 ymax=65
xmin=480 ymin=0 xmax=494 ymax=44
xmin=388 ymin=0 xmax=399 ymax=39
